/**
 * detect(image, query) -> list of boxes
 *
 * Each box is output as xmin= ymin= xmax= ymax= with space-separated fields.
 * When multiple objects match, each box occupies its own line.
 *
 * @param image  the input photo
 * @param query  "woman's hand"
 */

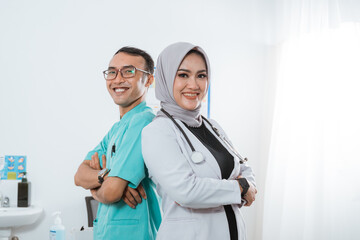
xmin=122 ymin=184 xmax=147 ymax=208
xmin=243 ymin=183 xmax=257 ymax=206
xmin=237 ymin=175 xmax=257 ymax=206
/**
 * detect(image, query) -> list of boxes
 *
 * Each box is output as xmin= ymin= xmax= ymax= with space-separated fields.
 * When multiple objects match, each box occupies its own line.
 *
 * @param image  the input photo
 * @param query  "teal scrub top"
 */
xmin=85 ymin=102 xmax=162 ymax=240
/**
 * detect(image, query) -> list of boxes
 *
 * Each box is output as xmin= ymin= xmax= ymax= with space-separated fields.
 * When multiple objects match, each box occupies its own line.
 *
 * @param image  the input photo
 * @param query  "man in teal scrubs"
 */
xmin=74 ymin=47 xmax=161 ymax=240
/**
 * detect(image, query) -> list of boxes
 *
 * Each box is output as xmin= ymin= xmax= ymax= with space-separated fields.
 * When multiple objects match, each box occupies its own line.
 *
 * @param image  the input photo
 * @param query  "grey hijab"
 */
xmin=155 ymin=42 xmax=211 ymax=127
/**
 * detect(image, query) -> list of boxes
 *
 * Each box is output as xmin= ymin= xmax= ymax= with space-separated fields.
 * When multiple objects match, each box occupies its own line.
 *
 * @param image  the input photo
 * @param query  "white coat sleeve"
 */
xmin=142 ymin=119 xmax=242 ymax=209
xmin=210 ymin=119 xmax=256 ymax=187
xmin=239 ymin=163 xmax=256 ymax=187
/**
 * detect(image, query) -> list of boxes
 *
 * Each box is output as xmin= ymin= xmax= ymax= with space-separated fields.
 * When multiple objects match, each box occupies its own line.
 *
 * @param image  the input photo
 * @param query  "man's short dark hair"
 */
xmin=114 ymin=47 xmax=154 ymax=74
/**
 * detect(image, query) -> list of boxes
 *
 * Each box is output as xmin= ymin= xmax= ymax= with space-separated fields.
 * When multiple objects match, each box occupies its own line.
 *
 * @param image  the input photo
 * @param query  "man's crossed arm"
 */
xmin=74 ymin=152 xmax=146 ymax=208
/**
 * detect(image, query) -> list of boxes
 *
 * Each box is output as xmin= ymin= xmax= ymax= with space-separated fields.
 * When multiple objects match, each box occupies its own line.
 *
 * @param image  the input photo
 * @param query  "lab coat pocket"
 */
xmin=157 ymin=218 xmax=198 ymax=240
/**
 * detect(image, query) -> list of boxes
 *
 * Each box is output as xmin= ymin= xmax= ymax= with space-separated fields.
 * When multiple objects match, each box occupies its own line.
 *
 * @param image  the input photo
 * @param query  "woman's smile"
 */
xmin=173 ymin=53 xmax=208 ymax=111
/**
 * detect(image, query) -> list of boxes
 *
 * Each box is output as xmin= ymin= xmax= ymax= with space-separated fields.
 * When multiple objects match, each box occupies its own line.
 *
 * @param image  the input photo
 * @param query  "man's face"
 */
xmin=106 ymin=52 xmax=151 ymax=112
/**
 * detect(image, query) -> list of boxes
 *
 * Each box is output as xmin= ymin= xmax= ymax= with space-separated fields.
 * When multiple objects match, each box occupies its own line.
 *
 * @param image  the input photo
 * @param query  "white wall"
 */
xmin=0 ymin=0 xmax=272 ymax=239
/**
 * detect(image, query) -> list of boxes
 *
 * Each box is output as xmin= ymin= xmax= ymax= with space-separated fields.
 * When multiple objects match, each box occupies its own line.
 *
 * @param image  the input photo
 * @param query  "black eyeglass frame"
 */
xmin=102 ymin=65 xmax=151 ymax=81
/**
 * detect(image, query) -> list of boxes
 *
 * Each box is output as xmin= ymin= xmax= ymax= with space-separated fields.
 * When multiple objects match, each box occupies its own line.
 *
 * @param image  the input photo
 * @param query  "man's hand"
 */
xmin=122 ymin=184 xmax=147 ymax=208
xmin=74 ymin=153 xmax=107 ymax=190
xmin=90 ymin=188 xmax=101 ymax=202
xmin=90 ymin=152 xmax=106 ymax=170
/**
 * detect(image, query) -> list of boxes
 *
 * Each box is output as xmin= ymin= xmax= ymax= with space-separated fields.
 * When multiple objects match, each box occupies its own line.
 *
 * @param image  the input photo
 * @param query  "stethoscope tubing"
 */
xmin=160 ymin=108 xmax=247 ymax=164
xmin=160 ymin=108 xmax=197 ymax=152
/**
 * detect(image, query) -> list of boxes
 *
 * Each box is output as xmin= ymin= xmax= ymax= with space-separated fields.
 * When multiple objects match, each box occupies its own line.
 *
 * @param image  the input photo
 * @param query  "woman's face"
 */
xmin=173 ymin=53 xmax=208 ymax=111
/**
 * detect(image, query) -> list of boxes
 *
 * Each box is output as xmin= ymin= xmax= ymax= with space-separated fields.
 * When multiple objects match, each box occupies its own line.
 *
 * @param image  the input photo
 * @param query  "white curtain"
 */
xmin=262 ymin=1 xmax=360 ymax=239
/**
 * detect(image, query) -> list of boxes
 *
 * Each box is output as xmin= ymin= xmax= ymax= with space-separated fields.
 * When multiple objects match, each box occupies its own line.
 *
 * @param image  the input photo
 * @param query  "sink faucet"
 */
xmin=0 ymin=192 xmax=10 ymax=208
xmin=3 ymin=196 xmax=10 ymax=207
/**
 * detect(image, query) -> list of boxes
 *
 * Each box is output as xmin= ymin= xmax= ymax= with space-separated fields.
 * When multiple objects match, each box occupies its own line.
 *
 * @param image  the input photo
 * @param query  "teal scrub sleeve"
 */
xmin=84 ymin=123 xmax=117 ymax=168
xmin=108 ymin=112 xmax=153 ymax=188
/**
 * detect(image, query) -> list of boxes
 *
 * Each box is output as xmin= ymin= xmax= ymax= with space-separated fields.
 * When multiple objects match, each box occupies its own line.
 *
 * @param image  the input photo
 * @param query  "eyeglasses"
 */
xmin=103 ymin=65 xmax=151 ymax=81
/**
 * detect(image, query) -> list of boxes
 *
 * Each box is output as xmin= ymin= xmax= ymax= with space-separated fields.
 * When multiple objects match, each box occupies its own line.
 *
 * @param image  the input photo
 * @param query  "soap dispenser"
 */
xmin=17 ymin=172 xmax=31 ymax=207
xmin=50 ymin=211 xmax=65 ymax=240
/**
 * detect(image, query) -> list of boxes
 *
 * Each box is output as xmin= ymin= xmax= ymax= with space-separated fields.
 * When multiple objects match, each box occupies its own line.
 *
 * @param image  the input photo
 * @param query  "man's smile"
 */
xmin=113 ymin=87 xmax=130 ymax=94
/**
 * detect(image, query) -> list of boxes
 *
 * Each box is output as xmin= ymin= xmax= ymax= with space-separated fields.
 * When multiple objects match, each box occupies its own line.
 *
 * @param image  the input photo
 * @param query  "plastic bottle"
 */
xmin=50 ymin=211 xmax=65 ymax=240
xmin=18 ymin=172 xmax=31 ymax=207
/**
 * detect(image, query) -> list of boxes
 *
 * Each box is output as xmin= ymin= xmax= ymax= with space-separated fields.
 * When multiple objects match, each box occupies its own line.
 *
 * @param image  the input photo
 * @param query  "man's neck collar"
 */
xmin=119 ymin=101 xmax=146 ymax=119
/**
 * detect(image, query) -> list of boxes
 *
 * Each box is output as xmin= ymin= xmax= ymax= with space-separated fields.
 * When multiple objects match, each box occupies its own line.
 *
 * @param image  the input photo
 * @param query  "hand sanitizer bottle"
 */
xmin=50 ymin=211 xmax=65 ymax=240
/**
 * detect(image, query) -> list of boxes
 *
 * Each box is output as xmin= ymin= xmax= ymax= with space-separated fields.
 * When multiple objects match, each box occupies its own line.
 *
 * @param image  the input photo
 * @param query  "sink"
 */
xmin=0 ymin=206 xmax=42 ymax=239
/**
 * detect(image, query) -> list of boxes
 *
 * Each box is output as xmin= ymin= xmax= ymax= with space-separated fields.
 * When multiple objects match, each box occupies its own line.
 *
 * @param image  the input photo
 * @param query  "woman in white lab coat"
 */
xmin=142 ymin=42 xmax=257 ymax=240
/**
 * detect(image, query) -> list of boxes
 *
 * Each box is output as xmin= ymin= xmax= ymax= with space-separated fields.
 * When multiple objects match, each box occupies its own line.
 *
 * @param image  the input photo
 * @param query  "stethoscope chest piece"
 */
xmin=191 ymin=151 xmax=204 ymax=163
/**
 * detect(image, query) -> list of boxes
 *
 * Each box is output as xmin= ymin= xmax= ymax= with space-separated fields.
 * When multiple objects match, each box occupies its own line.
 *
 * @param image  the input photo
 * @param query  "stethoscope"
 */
xmin=161 ymin=108 xmax=248 ymax=164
